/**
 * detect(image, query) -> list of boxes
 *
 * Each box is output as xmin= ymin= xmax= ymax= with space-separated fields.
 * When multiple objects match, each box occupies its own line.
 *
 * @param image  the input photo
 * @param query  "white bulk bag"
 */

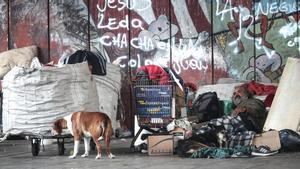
xmin=94 ymin=63 xmax=122 ymax=130
xmin=2 ymin=62 xmax=99 ymax=135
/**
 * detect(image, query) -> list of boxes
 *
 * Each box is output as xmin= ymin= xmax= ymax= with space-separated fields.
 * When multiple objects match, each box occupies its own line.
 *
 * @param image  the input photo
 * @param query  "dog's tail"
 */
xmin=104 ymin=116 xmax=113 ymax=141
xmin=98 ymin=115 xmax=113 ymax=141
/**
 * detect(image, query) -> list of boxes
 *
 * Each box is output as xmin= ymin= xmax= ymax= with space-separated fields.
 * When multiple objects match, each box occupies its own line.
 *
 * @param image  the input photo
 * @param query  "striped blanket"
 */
xmin=198 ymin=116 xmax=256 ymax=148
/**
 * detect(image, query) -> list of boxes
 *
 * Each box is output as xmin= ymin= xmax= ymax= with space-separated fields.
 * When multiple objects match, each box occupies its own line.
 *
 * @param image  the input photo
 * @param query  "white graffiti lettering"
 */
xmin=99 ymin=33 xmax=127 ymax=48
xmin=96 ymin=0 xmax=115 ymax=12
xmin=100 ymin=35 xmax=202 ymax=51
xmin=287 ymin=37 xmax=300 ymax=52
xmin=173 ymin=58 xmax=209 ymax=75
xmin=255 ymin=2 xmax=268 ymax=16
xmin=279 ymin=21 xmax=299 ymax=51
xmin=99 ymin=35 xmax=112 ymax=46
xmin=112 ymin=55 xmax=209 ymax=74
xmin=96 ymin=0 xmax=152 ymax=12
xmin=113 ymin=33 xmax=127 ymax=48
xmin=255 ymin=1 xmax=299 ymax=16
xmin=216 ymin=0 xmax=298 ymax=22
xmin=98 ymin=14 xmax=144 ymax=30
xmin=216 ymin=0 xmax=236 ymax=21
xmin=269 ymin=2 xmax=279 ymax=14
xmin=279 ymin=22 xmax=298 ymax=38
xmin=112 ymin=54 xmax=153 ymax=68
xmin=136 ymin=37 xmax=155 ymax=51
xmin=99 ymin=33 xmax=157 ymax=49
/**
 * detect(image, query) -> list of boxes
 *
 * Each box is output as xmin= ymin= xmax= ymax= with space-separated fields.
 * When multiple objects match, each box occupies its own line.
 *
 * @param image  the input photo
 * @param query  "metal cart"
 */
xmin=27 ymin=133 xmax=96 ymax=156
xmin=130 ymin=83 xmax=175 ymax=150
xmin=28 ymin=134 xmax=72 ymax=156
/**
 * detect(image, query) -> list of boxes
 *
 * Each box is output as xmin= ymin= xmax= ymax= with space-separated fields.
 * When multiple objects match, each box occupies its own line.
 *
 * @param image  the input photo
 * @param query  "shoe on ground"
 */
xmin=251 ymin=145 xmax=278 ymax=157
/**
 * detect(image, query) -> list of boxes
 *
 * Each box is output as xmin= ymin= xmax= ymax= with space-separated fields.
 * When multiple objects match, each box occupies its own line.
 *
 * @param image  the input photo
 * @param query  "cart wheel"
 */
xmin=90 ymin=139 xmax=96 ymax=151
xmin=57 ymin=138 xmax=65 ymax=155
xmin=31 ymin=139 xmax=40 ymax=156
xmin=115 ymin=129 xmax=120 ymax=138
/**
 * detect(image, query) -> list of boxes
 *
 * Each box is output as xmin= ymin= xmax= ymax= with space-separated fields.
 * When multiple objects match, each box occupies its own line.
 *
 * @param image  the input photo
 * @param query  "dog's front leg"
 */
xmin=81 ymin=137 xmax=91 ymax=157
xmin=69 ymin=140 xmax=80 ymax=159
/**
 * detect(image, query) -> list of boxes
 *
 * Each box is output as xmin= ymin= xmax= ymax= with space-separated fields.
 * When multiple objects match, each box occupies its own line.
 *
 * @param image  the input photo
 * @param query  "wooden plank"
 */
xmin=9 ymin=0 xmax=49 ymax=63
xmin=49 ymin=0 xmax=89 ymax=63
xmin=264 ymin=58 xmax=300 ymax=132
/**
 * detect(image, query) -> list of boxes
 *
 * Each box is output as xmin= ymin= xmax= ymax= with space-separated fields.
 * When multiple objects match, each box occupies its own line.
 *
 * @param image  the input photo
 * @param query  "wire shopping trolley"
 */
xmin=134 ymin=85 xmax=174 ymax=128
xmin=130 ymin=80 xmax=176 ymax=151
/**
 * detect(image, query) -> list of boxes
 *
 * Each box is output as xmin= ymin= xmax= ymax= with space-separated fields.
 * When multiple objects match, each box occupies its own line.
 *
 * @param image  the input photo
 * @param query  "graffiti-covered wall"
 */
xmin=213 ymin=0 xmax=299 ymax=83
xmin=1 ymin=0 xmax=299 ymax=84
xmin=0 ymin=0 xmax=299 ymax=129
xmin=73 ymin=0 xmax=300 ymax=84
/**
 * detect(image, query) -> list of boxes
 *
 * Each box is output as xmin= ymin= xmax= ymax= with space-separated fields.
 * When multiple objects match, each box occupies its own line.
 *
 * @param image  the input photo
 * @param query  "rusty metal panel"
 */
xmin=170 ymin=0 xmax=213 ymax=86
xmin=0 ymin=0 xmax=8 ymax=52
xmin=88 ymin=0 xmax=111 ymax=63
xmin=9 ymin=0 xmax=49 ymax=63
xmin=128 ymin=0 xmax=171 ymax=77
xmin=49 ymin=0 xmax=89 ymax=63
xmin=212 ymin=0 xmax=254 ymax=83
xmin=90 ymin=0 xmax=130 ymax=70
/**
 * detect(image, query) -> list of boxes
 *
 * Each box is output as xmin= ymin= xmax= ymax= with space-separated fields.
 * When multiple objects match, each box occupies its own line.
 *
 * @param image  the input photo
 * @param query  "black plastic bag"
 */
xmin=279 ymin=129 xmax=300 ymax=152
xmin=191 ymin=92 xmax=222 ymax=122
xmin=65 ymin=50 xmax=107 ymax=76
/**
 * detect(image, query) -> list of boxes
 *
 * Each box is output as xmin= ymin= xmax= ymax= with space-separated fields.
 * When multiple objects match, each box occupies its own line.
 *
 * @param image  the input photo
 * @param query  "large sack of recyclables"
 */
xmin=0 ymin=46 xmax=37 ymax=78
xmin=2 ymin=62 xmax=99 ymax=135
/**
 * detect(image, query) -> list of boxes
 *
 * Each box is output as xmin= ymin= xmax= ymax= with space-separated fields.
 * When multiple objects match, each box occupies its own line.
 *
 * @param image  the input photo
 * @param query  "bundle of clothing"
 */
xmin=242 ymin=81 xmax=277 ymax=107
xmin=134 ymin=65 xmax=183 ymax=87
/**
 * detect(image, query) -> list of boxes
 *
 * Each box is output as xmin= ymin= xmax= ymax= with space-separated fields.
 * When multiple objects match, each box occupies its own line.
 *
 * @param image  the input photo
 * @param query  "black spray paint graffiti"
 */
xmin=51 ymin=0 xmax=91 ymax=43
xmin=50 ymin=0 xmax=109 ymax=63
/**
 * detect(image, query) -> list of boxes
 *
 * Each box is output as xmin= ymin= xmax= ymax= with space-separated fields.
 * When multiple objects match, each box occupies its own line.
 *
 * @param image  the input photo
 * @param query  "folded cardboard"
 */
xmin=148 ymin=135 xmax=173 ymax=155
xmin=252 ymin=130 xmax=281 ymax=151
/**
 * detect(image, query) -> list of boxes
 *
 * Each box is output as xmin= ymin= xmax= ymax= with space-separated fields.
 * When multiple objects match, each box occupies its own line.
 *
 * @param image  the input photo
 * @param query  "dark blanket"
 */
xmin=197 ymin=116 xmax=256 ymax=148
xmin=237 ymin=98 xmax=267 ymax=133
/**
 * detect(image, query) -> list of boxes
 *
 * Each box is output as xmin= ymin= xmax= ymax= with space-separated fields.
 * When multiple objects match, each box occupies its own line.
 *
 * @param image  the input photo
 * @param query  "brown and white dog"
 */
xmin=52 ymin=111 xmax=115 ymax=159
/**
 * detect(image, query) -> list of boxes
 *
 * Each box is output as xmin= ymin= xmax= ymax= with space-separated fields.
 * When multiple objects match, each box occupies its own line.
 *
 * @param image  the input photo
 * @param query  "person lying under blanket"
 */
xmin=181 ymin=85 xmax=277 ymax=157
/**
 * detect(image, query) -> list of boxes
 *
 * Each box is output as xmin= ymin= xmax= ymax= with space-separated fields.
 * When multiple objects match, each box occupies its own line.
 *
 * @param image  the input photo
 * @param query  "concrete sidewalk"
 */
xmin=0 ymin=138 xmax=300 ymax=169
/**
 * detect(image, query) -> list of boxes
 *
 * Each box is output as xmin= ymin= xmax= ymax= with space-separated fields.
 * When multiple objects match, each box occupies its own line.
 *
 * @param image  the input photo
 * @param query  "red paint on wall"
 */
xmin=9 ymin=1 xmax=49 ymax=63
